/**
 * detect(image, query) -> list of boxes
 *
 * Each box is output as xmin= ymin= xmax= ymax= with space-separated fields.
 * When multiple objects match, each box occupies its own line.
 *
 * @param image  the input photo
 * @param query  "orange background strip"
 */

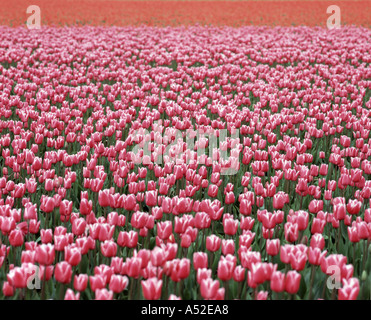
xmin=0 ymin=1 xmax=370 ymax=27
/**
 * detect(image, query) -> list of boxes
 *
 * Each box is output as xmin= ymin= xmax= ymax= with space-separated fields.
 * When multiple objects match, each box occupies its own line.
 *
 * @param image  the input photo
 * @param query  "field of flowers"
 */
xmin=1 ymin=1 xmax=371 ymax=301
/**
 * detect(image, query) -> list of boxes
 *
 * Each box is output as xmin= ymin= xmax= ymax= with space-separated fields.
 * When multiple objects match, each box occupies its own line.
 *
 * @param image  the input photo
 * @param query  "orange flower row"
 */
xmin=0 ymin=0 xmax=370 ymax=27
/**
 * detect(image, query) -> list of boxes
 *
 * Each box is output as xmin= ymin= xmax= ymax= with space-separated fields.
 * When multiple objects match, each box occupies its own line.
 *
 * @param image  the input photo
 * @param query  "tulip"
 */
xmin=223 ymin=218 xmax=238 ymax=236
xmin=311 ymin=218 xmax=326 ymax=234
xmin=197 ymin=268 xmax=212 ymax=284
xmin=240 ymin=199 xmax=252 ymax=216
xmin=256 ymin=291 xmax=268 ymax=300
xmin=101 ymin=240 xmax=117 ymax=258
xmin=207 ymin=184 xmax=219 ymax=198
xmin=64 ymin=289 xmax=80 ymax=300
xmin=35 ymin=244 xmax=55 ymax=266
xmin=89 ymin=275 xmax=106 ymax=292
xmin=54 ymin=235 xmax=69 ymax=251
xmin=289 ymin=250 xmax=307 ymax=271
xmin=295 ymin=210 xmax=309 ymax=231
xmin=266 ymin=239 xmax=280 ymax=256
xmin=285 ymin=270 xmax=301 ymax=294
xmin=270 ymin=271 xmax=285 ymax=293
xmin=319 ymin=164 xmax=328 ymax=176
xmin=64 ymin=246 xmax=82 ymax=266
xmin=80 ymin=198 xmax=93 ymax=215
xmin=1 ymin=217 xmax=16 ymax=235
xmin=259 ymin=210 xmax=276 ymax=229
xmin=163 ymin=243 xmax=178 ymax=261
xmin=273 ymin=192 xmax=288 ymax=210
xmin=141 ymin=277 xmax=162 ymax=300
xmin=232 ymin=265 xmax=245 ymax=282
xmin=250 ymin=262 xmax=269 ymax=285
xmin=347 ymin=226 xmax=360 ymax=243
xmin=333 ymin=199 xmax=346 ymax=220
xmin=131 ymin=211 xmax=149 ymax=229
xmin=200 ymin=278 xmax=219 ymax=299
xmin=308 ymin=200 xmax=323 ymax=214
xmin=240 ymin=216 xmax=254 ymax=230
xmin=284 ymin=222 xmax=299 ymax=243
xmin=206 ymin=235 xmax=221 ymax=252
xmin=72 ymin=218 xmax=87 ymax=236
xmin=24 ymin=203 xmax=37 ymax=220
xmin=54 ymin=226 xmax=67 ymax=236
xmin=60 ymin=200 xmax=73 ymax=216
xmin=170 ymin=258 xmax=190 ymax=282
xmin=145 ymin=190 xmax=157 ymax=207
xmin=180 ymin=234 xmax=192 ymax=248
xmin=225 ymin=192 xmax=235 ymax=204
xmin=157 ymin=221 xmax=173 ymax=240
xmin=9 ymin=229 xmax=24 ymax=247
xmin=39 ymin=265 xmax=54 ymax=281
xmin=125 ymin=257 xmax=142 ymax=279
xmin=193 ymin=252 xmax=208 ymax=270
xmin=195 ymin=212 xmax=211 ymax=229
xmin=98 ymin=189 xmax=111 ymax=207
xmin=40 ymin=196 xmax=55 ymax=213
xmin=2 ymin=281 xmax=14 ymax=297
xmin=117 ymin=231 xmax=138 ymax=248
xmin=213 ymin=287 xmax=225 ymax=300
xmin=356 ymin=221 xmax=369 ymax=239
xmin=308 ymin=247 xmax=327 ymax=266
xmin=150 ymin=247 xmax=165 ymax=267
xmin=365 ymin=209 xmax=371 ymax=223
xmin=310 ymin=234 xmax=325 ymax=250
xmin=74 ymin=274 xmax=88 ymax=292
xmin=338 ymin=278 xmax=360 ymax=300
xmin=343 ymin=214 xmax=352 ymax=226
xmin=341 ymin=264 xmax=354 ymax=280
xmin=239 ymin=231 xmax=255 ymax=249
xmin=217 ymin=257 xmax=235 ymax=281
xmin=109 ymin=275 xmax=129 ymax=293
xmin=110 ymin=257 xmax=124 ymax=274
xmin=95 ymin=288 xmax=113 ymax=300
xmin=7 ymin=267 xmax=27 ymax=289
xmin=280 ymin=245 xmax=293 ymax=264
xmin=41 ymin=229 xmax=53 ymax=244
xmin=54 ymin=261 xmax=73 ymax=284
xmin=346 ymin=199 xmax=362 ymax=215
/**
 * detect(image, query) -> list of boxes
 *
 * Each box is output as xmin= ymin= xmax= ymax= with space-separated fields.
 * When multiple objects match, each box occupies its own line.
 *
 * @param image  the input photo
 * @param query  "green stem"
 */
xmin=41 ymin=267 xmax=47 ymax=300
xmin=129 ymin=278 xmax=135 ymax=300
xmin=361 ymin=239 xmax=368 ymax=275
xmin=308 ymin=265 xmax=316 ymax=300
xmin=223 ymin=280 xmax=229 ymax=300
xmin=59 ymin=284 xmax=65 ymax=300
xmin=331 ymin=288 xmax=337 ymax=300
xmin=336 ymin=222 xmax=342 ymax=253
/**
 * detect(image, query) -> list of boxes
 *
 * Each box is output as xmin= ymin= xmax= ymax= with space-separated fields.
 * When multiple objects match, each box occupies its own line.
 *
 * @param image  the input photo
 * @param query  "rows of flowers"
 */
xmin=0 ymin=25 xmax=371 ymax=300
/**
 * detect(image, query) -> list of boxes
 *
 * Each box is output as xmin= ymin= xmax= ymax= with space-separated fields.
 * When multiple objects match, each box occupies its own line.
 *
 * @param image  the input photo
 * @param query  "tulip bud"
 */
xmin=362 ymin=271 xmax=368 ymax=282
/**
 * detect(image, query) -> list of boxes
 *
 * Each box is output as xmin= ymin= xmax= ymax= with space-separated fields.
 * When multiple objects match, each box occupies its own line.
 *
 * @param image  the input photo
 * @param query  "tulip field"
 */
xmin=1 ymin=1 xmax=371 ymax=301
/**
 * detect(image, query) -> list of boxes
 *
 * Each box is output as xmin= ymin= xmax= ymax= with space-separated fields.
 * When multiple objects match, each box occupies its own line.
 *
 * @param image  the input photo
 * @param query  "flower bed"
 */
xmin=0 ymin=25 xmax=370 ymax=300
